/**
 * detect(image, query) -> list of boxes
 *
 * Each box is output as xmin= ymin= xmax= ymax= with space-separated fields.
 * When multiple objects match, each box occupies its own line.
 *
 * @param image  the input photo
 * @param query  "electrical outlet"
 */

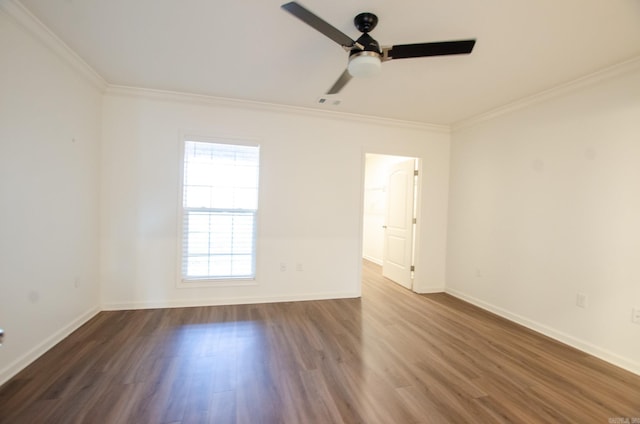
xmin=576 ymin=293 xmax=588 ymax=309
xmin=280 ymin=263 xmax=287 ymax=272
xmin=632 ymin=308 xmax=640 ymax=324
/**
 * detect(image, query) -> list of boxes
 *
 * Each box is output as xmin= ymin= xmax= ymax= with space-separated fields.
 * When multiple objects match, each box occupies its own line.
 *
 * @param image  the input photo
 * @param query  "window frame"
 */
xmin=177 ymin=135 xmax=260 ymax=288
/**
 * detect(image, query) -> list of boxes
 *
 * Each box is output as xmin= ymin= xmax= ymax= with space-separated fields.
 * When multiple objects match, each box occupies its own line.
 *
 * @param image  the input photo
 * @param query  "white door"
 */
xmin=382 ymin=159 xmax=416 ymax=289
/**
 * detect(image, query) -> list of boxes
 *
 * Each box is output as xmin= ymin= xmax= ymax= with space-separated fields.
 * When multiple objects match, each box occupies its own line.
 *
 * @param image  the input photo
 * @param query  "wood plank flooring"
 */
xmin=1 ymin=260 xmax=639 ymax=423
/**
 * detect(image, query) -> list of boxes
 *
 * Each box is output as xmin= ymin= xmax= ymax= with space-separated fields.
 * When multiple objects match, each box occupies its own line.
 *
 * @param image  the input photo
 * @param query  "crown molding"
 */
xmin=104 ymin=85 xmax=450 ymax=134
xmin=1 ymin=0 xmax=106 ymax=91
xmin=452 ymin=55 xmax=640 ymax=132
xmin=0 ymin=0 xmax=437 ymax=133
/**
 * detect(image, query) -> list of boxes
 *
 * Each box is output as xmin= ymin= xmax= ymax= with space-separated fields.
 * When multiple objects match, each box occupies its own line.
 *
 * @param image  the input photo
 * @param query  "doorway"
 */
xmin=362 ymin=153 xmax=419 ymax=290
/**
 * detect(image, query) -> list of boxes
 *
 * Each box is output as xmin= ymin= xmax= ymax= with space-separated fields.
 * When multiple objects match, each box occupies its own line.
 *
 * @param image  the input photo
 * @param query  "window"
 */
xmin=180 ymin=140 xmax=259 ymax=282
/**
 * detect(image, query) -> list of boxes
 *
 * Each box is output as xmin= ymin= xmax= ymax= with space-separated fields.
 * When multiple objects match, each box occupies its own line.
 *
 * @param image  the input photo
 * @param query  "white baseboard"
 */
xmin=0 ymin=306 xmax=101 ymax=387
xmin=414 ymin=286 xmax=445 ymax=294
xmin=363 ymin=255 xmax=383 ymax=266
xmin=445 ymin=288 xmax=640 ymax=376
xmin=101 ymin=291 xmax=361 ymax=311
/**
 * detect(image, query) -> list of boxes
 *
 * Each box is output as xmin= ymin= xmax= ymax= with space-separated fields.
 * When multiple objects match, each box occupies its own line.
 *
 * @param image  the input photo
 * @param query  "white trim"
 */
xmin=105 ymin=85 xmax=450 ymax=133
xmin=0 ymin=0 xmax=106 ymax=91
xmin=178 ymin=278 xmax=258 ymax=289
xmin=175 ymin=130 xmax=262 ymax=289
xmin=4 ymin=0 xmax=638 ymax=132
xmin=363 ymin=255 xmax=383 ymax=266
xmin=177 ymin=137 xmax=261 ymax=287
xmin=360 ymin=150 xmax=426 ymax=295
xmin=101 ymin=291 xmax=361 ymax=311
xmin=414 ymin=287 xmax=445 ymax=294
xmin=181 ymin=133 xmax=262 ymax=148
xmin=446 ymin=288 xmax=640 ymax=377
xmin=0 ymin=306 xmax=100 ymax=387
xmin=452 ymin=55 xmax=640 ymax=132
xmin=355 ymin=150 xmax=367 ymax=300
xmin=410 ymin=157 xmax=425 ymax=293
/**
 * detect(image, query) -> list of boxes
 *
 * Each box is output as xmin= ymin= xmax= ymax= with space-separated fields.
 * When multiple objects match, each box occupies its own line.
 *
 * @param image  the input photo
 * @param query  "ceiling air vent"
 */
xmin=317 ymin=97 xmax=342 ymax=106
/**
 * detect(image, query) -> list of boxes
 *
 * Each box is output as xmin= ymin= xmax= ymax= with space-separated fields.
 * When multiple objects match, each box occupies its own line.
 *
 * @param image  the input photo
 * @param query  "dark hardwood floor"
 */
xmin=1 ymin=261 xmax=639 ymax=423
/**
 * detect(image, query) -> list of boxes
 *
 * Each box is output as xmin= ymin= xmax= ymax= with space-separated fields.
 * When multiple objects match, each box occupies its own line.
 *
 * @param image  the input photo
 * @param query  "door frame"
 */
xmin=358 ymin=150 xmax=422 ymax=294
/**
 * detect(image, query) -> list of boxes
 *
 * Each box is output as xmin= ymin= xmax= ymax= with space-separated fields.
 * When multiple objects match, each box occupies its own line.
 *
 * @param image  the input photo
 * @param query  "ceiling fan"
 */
xmin=281 ymin=2 xmax=476 ymax=94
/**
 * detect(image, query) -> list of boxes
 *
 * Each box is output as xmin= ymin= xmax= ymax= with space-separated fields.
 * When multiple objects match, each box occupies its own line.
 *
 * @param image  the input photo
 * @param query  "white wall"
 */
xmin=100 ymin=89 xmax=451 ymax=308
xmin=447 ymin=62 xmax=640 ymax=374
xmin=0 ymin=5 xmax=103 ymax=385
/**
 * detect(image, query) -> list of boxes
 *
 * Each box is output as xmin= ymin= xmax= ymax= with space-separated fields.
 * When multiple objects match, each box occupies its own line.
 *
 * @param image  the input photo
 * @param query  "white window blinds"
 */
xmin=181 ymin=141 xmax=259 ymax=280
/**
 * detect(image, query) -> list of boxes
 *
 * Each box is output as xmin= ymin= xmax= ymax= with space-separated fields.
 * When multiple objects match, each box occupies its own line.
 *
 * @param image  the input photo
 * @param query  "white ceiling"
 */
xmin=18 ymin=0 xmax=640 ymax=125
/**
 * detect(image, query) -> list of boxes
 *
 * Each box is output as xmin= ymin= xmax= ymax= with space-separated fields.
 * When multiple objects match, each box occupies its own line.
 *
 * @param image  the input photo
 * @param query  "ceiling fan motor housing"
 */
xmin=352 ymin=13 xmax=381 ymax=57
xmin=354 ymin=12 xmax=378 ymax=33
xmin=351 ymin=33 xmax=381 ymax=55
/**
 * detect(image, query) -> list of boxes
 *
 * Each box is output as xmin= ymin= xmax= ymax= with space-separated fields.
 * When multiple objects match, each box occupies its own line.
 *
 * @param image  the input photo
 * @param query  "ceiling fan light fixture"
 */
xmin=348 ymin=51 xmax=381 ymax=78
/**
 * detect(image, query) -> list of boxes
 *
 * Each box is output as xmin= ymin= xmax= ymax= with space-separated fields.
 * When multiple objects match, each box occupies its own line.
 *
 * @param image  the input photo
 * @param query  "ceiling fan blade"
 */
xmin=327 ymin=69 xmax=352 ymax=94
xmin=385 ymin=39 xmax=476 ymax=60
xmin=281 ymin=2 xmax=359 ymax=49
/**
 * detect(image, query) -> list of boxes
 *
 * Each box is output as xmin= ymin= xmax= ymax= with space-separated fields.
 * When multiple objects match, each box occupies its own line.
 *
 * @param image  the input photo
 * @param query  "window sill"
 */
xmin=177 ymin=277 xmax=258 ymax=289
